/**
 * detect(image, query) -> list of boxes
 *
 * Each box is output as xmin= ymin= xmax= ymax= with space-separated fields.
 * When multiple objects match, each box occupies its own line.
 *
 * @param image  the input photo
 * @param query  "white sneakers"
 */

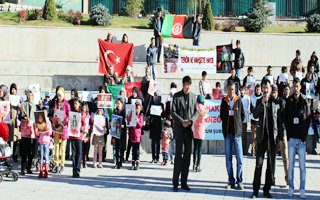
xmin=287 ymin=188 xmax=294 ymax=197
xmin=287 ymin=188 xmax=307 ymax=199
xmin=300 ymin=190 xmax=307 ymax=199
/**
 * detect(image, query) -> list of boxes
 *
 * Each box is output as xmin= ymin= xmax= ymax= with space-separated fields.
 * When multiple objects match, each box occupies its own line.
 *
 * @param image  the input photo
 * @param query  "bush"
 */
xmin=27 ymin=9 xmax=43 ymax=20
xmin=68 ymin=10 xmax=83 ymax=25
xmin=18 ymin=10 xmax=27 ymax=22
xmin=244 ymin=0 xmax=270 ymax=32
xmin=202 ymin=2 xmax=214 ymax=30
xmin=125 ymin=0 xmax=143 ymax=17
xmin=214 ymin=23 xmax=221 ymax=31
xmin=89 ymin=4 xmax=112 ymax=26
xmin=307 ymin=14 xmax=320 ymax=33
xmin=43 ymin=0 xmax=57 ymax=20
xmin=0 ymin=0 xmax=5 ymax=4
xmin=222 ymin=23 xmax=236 ymax=32
xmin=57 ymin=10 xmax=68 ymax=21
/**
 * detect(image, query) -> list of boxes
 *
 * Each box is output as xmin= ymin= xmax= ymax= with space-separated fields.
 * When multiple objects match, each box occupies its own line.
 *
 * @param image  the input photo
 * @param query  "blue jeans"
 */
xmin=288 ymin=138 xmax=306 ymax=191
xmin=236 ymin=68 xmax=241 ymax=78
xmin=39 ymin=144 xmax=50 ymax=164
xmin=224 ymin=134 xmax=243 ymax=185
xmin=193 ymin=39 xmax=199 ymax=46
xmin=150 ymin=64 xmax=156 ymax=80
xmin=169 ymin=139 xmax=175 ymax=162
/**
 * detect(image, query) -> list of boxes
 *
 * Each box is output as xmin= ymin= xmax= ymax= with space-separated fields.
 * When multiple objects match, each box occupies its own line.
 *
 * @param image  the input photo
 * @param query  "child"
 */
xmin=193 ymin=95 xmax=207 ymax=172
xmin=35 ymin=109 xmax=52 ymax=178
xmin=161 ymin=120 xmax=172 ymax=166
xmin=129 ymin=101 xmax=144 ymax=170
xmin=112 ymin=98 xmax=126 ymax=169
xmin=199 ymin=71 xmax=212 ymax=99
xmin=69 ymin=98 xmax=83 ymax=178
xmin=92 ymin=108 xmax=107 ymax=168
xmin=81 ymin=102 xmax=92 ymax=168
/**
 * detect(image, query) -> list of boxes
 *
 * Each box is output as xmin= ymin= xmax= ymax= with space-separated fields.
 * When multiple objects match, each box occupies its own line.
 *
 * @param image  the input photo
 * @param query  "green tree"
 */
xmin=89 ymin=3 xmax=112 ymax=26
xmin=43 ymin=0 xmax=57 ymax=20
xmin=202 ymin=2 xmax=214 ymax=30
xmin=307 ymin=14 xmax=320 ymax=32
xmin=244 ymin=0 xmax=270 ymax=32
xmin=125 ymin=0 xmax=144 ymax=17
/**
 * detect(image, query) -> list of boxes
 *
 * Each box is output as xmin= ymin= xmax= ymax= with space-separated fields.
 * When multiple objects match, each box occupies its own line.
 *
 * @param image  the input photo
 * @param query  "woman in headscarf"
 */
xmin=9 ymin=83 xmax=20 ymax=162
xmin=0 ymin=85 xmax=9 ymax=101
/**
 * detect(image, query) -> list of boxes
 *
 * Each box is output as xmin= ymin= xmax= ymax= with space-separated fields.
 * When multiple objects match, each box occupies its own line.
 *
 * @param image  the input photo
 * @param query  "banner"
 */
xmin=82 ymin=91 xmax=93 ymax=102
xmin=98 ymin=39 xmax=134 ymax=77
xmin=9 ymin=95 xmax=20 ymax=107
xmin=34 ymin=111 xmax=48 ymax=134
xmin=97 ymin=93 xmax=112 ymax=108
xmin=163 ymin=43 xmax=217 ymax=73
xmin=125 ymin=82 xmax=141 ymax=98
xmin=216 ymin=44 xmax=233 ymax=73
xmin=161 ymin=15 xmax=193 ymax=39
xmin=68 ymin=111 xmax=81 ymax=137
xmin=110 ymin=114 xmax=123 ymax=139
xmin=204 ymin=100 xmax=223 ymax=140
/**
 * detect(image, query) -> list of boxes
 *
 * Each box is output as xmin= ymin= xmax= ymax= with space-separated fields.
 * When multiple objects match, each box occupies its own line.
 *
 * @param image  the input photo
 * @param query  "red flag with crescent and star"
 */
xmin=98 ymin=39 xmax=134 ymax=77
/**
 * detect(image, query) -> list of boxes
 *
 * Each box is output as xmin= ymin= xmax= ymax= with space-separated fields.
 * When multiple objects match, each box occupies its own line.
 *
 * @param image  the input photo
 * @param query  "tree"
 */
xmin=43 ymin=0 xmax=57 ymax=20
xmin=125 ymin=0 xmax=144 ymax=17
xmin=202 ymin=2 xmax=214 ymax=30
xmin=89 ymin=3 xmax=112 ymax=26
xmin=244 ymin=0 xmax=270 ymax=32
xmin=307 ymin=14 xmax=320 ymax=32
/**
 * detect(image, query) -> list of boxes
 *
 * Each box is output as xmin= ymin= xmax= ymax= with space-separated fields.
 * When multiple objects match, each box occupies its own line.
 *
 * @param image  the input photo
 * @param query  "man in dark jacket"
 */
xmin=307 ymin=51 xmax=319 ymax=73
xmin=192 ymin=15 xmax=201 ymax=46
xmin=233 ymin=40 xmax=244 ymax=78
xmin=285 ymin=78 xmax=309 ymax=199
xmin=172 ymin=76 xmax=198 ymax=192
xmin=252 ymin=81 xmax=284 ymax=199
xmin=146 ymin=37 xmax=158 ymax=80
xmin=153 ymin=8 xmax=163 ymax=63
xmin=227 ymin=67 xmax=241 ymax=95
xmin=220 ymin=80 xmax=245 ymax=190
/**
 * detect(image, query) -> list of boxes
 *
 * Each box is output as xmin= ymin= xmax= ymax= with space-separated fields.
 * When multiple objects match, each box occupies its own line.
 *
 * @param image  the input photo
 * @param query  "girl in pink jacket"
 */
xmin=193 ymin=95 xmax=207 ymax=172
xmin=35 ymin=109 xmax=52 ymax=178
xmin=129 ymin=101 xmax=144 ymax=170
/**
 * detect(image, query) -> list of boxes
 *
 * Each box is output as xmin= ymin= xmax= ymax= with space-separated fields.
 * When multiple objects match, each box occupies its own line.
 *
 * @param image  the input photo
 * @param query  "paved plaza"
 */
xmin=1 ymin=152 xmax=320 ymax=200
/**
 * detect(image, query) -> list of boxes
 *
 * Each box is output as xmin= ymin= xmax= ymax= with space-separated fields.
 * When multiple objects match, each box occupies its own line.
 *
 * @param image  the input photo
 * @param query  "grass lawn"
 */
xmin=0 ymin=11 xmax=150 ymax=29
xmin=0 ymin=11 xmax=308 ymax=33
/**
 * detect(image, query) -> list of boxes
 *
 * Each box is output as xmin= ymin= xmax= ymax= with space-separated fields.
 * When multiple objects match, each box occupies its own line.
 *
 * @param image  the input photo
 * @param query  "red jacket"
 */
xmin=129 ymin=114 xmax=144 ymax=143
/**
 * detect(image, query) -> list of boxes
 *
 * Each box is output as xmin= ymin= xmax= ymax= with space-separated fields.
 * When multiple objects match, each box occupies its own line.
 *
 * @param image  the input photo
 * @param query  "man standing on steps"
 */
xmin=172 ymin=76 xmax=198 ymax=192
xmin=153 ymin=8 xmax=163 ymax=63
xmin=251 ymin=81 xmax=283 ymax=199
xmin=220 ymin=81 xmax=245 ymax=191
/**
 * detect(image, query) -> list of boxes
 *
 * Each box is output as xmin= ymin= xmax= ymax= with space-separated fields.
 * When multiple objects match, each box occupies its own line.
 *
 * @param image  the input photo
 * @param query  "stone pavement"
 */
xmin=1 ymin=154 xmax=319 ymax=200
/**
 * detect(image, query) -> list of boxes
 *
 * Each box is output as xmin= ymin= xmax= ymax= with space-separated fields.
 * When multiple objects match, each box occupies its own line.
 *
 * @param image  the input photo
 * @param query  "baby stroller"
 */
xmin=0 ymin=143 xmax=19 ymax=183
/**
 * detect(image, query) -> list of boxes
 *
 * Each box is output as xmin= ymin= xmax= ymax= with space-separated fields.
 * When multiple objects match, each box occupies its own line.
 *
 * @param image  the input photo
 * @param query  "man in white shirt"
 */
xmin=199 ymin=71 xmax=212 ymax=99
xmin=240 ymin=86 xmax=251 ymax=155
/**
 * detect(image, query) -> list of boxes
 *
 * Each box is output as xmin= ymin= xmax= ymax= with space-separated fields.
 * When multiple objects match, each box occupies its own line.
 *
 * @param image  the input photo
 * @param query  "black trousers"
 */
xmin=20 ymin=137 xmax=36 ymax=171
xmin=82 ymin=141 xmax=90 ymax=164
xmin=71 ymin=140 xmax=82 ymax=175
xmin=172 ymin=134 xmax=192 ymax=187
xmin=114 ymin=138 xmax=122 ymax=166
xmin=65 ymin=139 xmax=71 ymax=159
xmin=132 ymin=143 xmax=140 ymax=161
xmin=155 ymin=36 xmax=162 ymax=62
xmin=253 ymin=136 xmax=276 ymax=193
xmin=126 ymin=137 xmax=132 ymax=160
xmin=151 ymin=139 xmax=160 ymax=161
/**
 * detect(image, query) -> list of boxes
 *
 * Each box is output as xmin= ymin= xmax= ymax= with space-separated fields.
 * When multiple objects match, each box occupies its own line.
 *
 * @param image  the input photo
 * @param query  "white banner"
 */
xmin=178 ymin=49 xmax=217 ymax=73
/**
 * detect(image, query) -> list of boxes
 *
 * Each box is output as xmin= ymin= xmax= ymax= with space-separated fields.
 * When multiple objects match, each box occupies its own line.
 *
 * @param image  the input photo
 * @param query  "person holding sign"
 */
xmin=284 ymin=78 xmax=309 ymax=199
xmin=112 ymin=98 xmax=126 ymax=169
xmin=149 ymin=90 xmax=164 ymax=164
xmin=19 ymin=90 xmax=36 ymax=175
xmin=129 ymin=101 xmax=144 ymax=170
xmin=251 ymin=81 xmax=284 ymax=199
xmin=92 ymin=109 xmax=108 ymax=168
xmin=261 ymin=65 xmax=275 ymax=85
xmin=52 ymin=87 xmax=70 ymax=174
xmin=172 ymin=76 xmax=198 ymax=192
xmin=35 ymin=109 xmax=52 ymax=178
xmin=220 ymin=81 xmax=245 ymax=191
xmin=9 ymin=83 xmax=20 ymax=162
xmin=81 ymin=102 xmax=92 ymax=169
xmin=199 ymin=71 xmax=212 ymax=99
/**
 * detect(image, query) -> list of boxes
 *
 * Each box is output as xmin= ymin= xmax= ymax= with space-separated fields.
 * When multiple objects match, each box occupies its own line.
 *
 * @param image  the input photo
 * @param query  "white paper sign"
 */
xmin=52 ymin=109 xmax=65 ymax=134
xmin=93 ymin=115 xmax=106 ymax=136
xmin=29 ymin=84 xmax=41 ymax=105
xmin=9 ymin=95 xmax=20 ymax=106
xmin=0 ymin=101 xmax=11 ymax=123
xmin=279 ymin=73 xmax=288 ymax=83
xmin=295 ymin=72 xmax=303 ymax=81
xmin=125 ymin=104 xmax=137 ymax=127
xmin=178 ymin=49 xmax=217 ymax=73
xmin=82 ymin=91 xmax=93 ymax=102
xmin=150 ymin=105 xmax=162 ymax=116
xmin=68 ymin=111 xmax=81 ymax=137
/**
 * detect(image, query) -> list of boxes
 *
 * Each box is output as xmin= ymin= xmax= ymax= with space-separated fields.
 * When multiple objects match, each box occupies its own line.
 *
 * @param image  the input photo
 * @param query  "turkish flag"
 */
xmin=171 ymin=15 xmax=185 ymax=38
xmin=98 ymin=39 xmax=134 ymax=77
